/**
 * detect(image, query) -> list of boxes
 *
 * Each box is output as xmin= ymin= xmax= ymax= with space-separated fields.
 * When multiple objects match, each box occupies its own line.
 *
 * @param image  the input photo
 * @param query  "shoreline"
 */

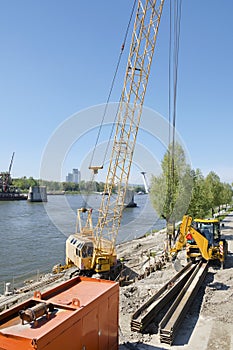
xmin=0 ymin=212 xmax=232 ymax=349
xmin=1 ymin=208 xmax=230 ymax=298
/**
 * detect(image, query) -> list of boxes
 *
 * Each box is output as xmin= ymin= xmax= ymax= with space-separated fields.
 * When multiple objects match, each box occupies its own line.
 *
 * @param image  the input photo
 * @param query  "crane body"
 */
xmin=65 ymin=0 xmax=165 ymax=275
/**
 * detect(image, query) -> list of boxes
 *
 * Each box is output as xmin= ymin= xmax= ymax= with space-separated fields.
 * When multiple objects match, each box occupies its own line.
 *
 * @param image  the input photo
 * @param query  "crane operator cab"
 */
xmin=66 ymin=234 xmax=94 ymax=271
xmin=65 ymin=208 xmax=117 ymax=274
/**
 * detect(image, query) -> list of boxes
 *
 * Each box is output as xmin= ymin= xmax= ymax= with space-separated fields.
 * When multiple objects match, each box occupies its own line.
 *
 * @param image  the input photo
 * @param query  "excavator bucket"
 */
xmin=173 ymin=258 xmax=183 ymax=272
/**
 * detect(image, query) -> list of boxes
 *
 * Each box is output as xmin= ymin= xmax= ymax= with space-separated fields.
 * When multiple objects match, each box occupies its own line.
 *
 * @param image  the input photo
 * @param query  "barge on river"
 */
xmin=0 ymin=152 xmax=27 ymax=201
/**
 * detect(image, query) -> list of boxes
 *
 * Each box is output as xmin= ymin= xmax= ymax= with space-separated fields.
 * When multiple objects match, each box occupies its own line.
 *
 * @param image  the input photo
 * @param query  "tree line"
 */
xmin=12 ymin=177 xmax=105 ymax=193
xmin=150 ymin=143 xmax=233 ymax=223
xmin=12 ymin=177 xmax=145 ymax=194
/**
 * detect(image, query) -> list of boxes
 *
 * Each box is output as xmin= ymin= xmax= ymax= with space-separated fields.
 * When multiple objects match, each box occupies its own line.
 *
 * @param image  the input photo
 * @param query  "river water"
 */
xmin=0 ymin=194 xmax=165 ymax=293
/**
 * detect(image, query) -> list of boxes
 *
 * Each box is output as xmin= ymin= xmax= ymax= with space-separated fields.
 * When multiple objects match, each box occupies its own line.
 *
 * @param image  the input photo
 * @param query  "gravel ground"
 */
xmin=118 ymin=213 xmax=233 ymax=350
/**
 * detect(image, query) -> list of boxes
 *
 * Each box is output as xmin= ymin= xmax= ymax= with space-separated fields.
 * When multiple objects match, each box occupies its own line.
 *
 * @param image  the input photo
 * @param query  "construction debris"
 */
xmin=118 ymin=213 xmax=233 ymax=349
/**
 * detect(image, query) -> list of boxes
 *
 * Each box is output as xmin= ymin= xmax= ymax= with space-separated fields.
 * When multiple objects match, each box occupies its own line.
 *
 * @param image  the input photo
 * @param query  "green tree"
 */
xmin=204 ymin=171 xmax=222 ymax=213
xmin=150 ymin=143 xmax=193 ymax=225
xmin=28 ymin=176 xmax=39 ymax=188
xmin=187 ymin=172 xmax=233 ymax=217
xmin=187 ymin=169 xmax=211 ymax=218
xmin=39 ymin=180 xmax=63 ymax=192
xmin=13 ymin=176 xmax=39 ymax=191
xmin=220 ymin=183 xmax=233 ymax=208
xmin=62 ymin=182 xmax=79 ymax=192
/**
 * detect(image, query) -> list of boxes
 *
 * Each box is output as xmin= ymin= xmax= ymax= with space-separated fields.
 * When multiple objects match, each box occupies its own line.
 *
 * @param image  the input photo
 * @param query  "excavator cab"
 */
xmin=186 ymin=218 xmax=219 ymax=262
xmin=193 ymin=219 xmax=221 ymax=246
xmin=186 ymin=217 xmax=227 ymax=267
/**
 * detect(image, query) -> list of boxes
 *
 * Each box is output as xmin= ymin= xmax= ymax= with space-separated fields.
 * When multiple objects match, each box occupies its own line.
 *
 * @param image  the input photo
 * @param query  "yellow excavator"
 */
xmin=62 ymin=0 xmax=165 ymax=276
xmin=171 ymin=215 xmax=228 ymax=268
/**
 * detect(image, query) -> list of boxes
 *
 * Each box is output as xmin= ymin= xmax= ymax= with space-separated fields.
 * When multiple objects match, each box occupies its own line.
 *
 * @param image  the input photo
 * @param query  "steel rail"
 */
xmin=131 ymin=262 xmax=196 ymax=332
xmin=159 ymin=261 xmax=208 ymax=345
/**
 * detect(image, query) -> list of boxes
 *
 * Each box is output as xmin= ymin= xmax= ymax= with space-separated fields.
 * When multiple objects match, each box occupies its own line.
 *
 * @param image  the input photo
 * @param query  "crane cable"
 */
xmin=81 ymin=1 xmax=137 ymax=209
xmin=89 ymin=0 xmax=137 ymax=169
xmin=167 ymin=0 xmax=182 ymax=231
xmin=171 ymin=0 xmax=182 ymax=175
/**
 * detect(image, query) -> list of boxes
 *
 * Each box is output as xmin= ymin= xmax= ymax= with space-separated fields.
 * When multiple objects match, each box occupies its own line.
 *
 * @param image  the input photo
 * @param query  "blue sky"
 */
xmin=0 ymin=1 xmax=232 ymax=184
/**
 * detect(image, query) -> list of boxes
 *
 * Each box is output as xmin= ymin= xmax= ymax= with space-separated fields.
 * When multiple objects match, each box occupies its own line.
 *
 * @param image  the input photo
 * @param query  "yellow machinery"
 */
xmin=171 ymin=215 xmax=228 ymax=268
xmin=66 ymin=207 xmax=117 ymax=273
xmin=65 ymin=0 xmax=165 ymax=275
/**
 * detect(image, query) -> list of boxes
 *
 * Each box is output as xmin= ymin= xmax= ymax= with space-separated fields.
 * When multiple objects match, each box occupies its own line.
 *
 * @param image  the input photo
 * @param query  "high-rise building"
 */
xmin=66 ymin=173 xmax=73 ymax=182
xmin=66 ymin=169 xmax=81 ymax=183
xmin=72 ymin=169 xmax=80 ymax=183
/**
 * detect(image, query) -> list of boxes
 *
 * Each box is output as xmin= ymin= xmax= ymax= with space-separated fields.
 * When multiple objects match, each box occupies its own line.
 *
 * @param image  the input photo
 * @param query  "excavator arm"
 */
xmin=188 ymin=226 xmax=210 ymax=261
xmin=171 ymin=215 xmax=210 ymax=261
xmin=170 ymin=215 xmax=191 ymax=258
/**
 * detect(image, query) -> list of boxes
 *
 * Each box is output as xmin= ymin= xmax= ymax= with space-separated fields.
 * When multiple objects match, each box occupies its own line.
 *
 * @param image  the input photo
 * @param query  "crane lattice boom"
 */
xmin=95 ymin=0 xmax=165 ymax=252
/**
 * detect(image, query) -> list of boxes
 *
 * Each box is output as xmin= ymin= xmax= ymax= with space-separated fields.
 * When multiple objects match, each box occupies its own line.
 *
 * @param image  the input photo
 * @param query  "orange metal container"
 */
xmin=0 ymin=276 xmax=119 ymax=350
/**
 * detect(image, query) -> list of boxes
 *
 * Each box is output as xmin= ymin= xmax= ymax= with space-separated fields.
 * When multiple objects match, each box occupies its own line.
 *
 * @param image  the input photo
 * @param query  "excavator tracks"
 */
xmin=131 ymin=261 xmax=208 ymax=345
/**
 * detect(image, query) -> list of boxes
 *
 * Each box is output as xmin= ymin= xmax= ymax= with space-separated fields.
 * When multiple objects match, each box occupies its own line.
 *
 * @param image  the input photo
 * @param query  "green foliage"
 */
xmin=204 ymin=171 xmax=222 ymax=210
xmin=12 ymin=177 xmax=111 ymax=194
xmin=150 ymin=144 xmax=233 ymax=222
xmin=188 ymin=170 xmax=233 ymax=218
xmin=62 ymin=182 xmax=79 ymax=192
xmin=150 ymin=143 xmax=193 ymax=223
xmin=187 ymin=169 xmax=211 ymax=218
xmin=12 ymin=176 xmax=39 ymax=191
xmin=221 ymin=183 xmax=233 ymax=205
xmin=39 ymin=180 xmax=63 ymax=192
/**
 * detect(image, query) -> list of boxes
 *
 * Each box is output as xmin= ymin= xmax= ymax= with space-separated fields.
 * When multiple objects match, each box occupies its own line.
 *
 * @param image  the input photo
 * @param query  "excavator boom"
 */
xmin=171 ymin=215 xmax=210 ymax=260
xmin=188 ymin=226 xmax=210 ymax=261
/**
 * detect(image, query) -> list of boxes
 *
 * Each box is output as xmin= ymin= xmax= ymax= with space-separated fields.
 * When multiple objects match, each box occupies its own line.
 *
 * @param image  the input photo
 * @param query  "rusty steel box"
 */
xmin=0 ymin=276 xmax=119 ymax=350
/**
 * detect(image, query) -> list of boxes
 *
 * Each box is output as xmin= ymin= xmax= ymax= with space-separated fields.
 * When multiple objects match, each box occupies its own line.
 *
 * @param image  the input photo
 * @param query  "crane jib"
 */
xmin=95 ymin=0 xmax=165 ymax=244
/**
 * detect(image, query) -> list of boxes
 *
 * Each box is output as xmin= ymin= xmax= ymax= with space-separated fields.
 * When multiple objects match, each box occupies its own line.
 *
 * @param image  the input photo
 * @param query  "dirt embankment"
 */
xmin=118 ymin=214 xmax=233 ymax=350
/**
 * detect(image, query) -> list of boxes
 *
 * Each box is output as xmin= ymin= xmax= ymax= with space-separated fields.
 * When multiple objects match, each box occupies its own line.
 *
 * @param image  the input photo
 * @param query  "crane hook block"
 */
xmin=89 ymin=165 xmax=103 ymax=174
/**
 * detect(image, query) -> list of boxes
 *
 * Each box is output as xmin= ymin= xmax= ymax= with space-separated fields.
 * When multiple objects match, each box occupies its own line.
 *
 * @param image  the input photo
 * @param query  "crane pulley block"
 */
xmin=89 ymin=165 xmax=103 ymax=174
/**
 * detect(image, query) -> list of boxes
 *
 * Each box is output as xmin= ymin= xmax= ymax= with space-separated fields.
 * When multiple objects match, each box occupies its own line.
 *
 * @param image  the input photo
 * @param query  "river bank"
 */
xmin=0 ymin=213 xmax=233 ymax=349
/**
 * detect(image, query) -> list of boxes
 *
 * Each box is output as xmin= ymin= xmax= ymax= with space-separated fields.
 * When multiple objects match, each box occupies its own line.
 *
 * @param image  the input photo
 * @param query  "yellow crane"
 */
xmin=65 ymin=0 xmax=165 ymax=275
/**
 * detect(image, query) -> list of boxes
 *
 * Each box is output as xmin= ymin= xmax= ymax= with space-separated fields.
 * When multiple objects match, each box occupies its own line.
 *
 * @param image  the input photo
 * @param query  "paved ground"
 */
xmin=118 ymin=213 xmax=233 ymax=350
